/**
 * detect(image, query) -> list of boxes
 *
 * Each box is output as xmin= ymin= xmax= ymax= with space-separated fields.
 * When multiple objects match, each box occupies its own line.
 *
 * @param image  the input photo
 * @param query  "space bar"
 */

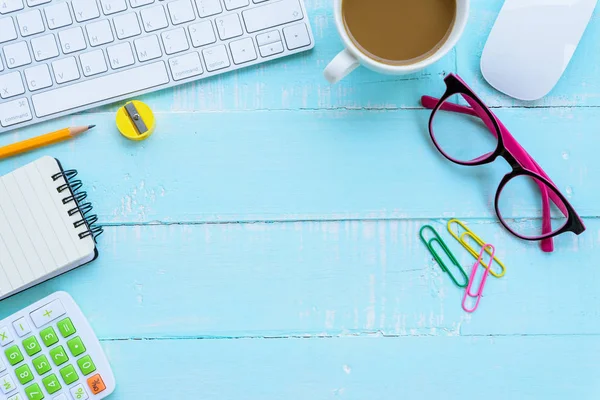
xmin=32 ymin=62 xmax=170 ymax=118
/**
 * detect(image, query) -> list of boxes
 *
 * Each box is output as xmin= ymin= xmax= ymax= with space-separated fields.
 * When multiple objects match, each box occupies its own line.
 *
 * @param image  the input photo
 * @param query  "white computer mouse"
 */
xmin=481 ymin=0 xmax=597 ymax=101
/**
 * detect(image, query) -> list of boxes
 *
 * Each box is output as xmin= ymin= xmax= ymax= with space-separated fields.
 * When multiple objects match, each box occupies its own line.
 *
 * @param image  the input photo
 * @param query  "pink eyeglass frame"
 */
xmin=421 ymin=74 xmax=585 ymax=252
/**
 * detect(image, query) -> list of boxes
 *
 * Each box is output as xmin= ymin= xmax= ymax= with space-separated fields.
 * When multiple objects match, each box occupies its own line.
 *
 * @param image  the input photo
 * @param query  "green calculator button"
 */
xmin=5 ymin=345 xmax=23 ymax=366
xmin=32 ymin=355 xmax=51 ymax=376
xmin=59 ymin=364 xmax=79 ymax=385
xmin=42 ymin=373 xmax=61 ymax=394
xmin=56 ymin=318 xmax=75 ymax=338
xmin=49 ymin=345 xmax=68 ymax=366
xmin=39 ymin=327 xmax=58 ymax=347
xmin=67 ymin=336 xmax=86 ymax=357
xmin=22 ymin=336 xmax=41 ymax=356
xmin=77 ymin=355 xmax=96 ymax=376
xmin=15 ymin=364 xmax=34 ymax=385
xmin=24 ymin=382 xmax=44 ymax=400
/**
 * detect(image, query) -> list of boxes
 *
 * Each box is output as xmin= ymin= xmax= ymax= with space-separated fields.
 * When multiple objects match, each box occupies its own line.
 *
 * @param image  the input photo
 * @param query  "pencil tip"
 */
xmin=88 ymin=125 xmax=96 ymax=129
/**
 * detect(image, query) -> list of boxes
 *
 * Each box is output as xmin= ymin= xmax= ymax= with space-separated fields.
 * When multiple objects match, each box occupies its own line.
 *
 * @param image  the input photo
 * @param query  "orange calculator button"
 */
xmin=87 ymin=374 xmax=107 ymax=394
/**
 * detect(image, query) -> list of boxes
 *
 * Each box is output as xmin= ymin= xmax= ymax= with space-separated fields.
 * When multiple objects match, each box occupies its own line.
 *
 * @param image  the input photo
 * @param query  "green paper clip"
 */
xmin=419 ymin=225 xmax=469 ymax=288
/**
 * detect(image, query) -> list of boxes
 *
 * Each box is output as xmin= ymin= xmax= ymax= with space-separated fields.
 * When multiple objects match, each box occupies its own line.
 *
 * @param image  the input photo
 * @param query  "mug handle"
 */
xmin=324 ymin=49 xmax=360 ymax=84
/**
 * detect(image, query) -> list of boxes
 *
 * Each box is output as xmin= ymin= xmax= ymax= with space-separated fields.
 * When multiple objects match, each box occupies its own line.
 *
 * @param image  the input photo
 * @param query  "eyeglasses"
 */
xmin=421 ymin=74 xmax=585 ymax=252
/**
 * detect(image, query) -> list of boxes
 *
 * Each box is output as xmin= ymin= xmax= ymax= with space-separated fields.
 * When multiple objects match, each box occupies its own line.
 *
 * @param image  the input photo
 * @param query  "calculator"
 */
xmin=0 ymin=292 xmax=115 ymax=400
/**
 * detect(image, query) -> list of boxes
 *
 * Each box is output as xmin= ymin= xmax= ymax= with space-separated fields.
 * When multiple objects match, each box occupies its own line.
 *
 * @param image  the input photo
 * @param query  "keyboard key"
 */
xmin=52 ymin=56 xmax=80 ymax=83
xmin=31 ymin=33 xmax=59 ymax=61
xmin=70 ymin=384 xmax=88 ymax=400
xmin=80 ymin=49 xmax=108 ymax=76
xmin=5 ymin=345 xmax=23 ymax=366
xmin=203 ymin=44 xmax=230 ymax=71
xmin=114 ymin=12 xmax=141 ymax=39
xmin=72 ymin=0 xmax=100 ymax=22
xmin=57 ymin=318 xmax=76 ymax=338
xmin=0 ymin=327 xmax=13 ymax=346
xmin=194 ymin=0 xmax=221 ymax=17
xmin=0 ymin=71 xmax=25 ymax=99
xmin=283 ymin=23 xmax=310 ymax=50
xmin=256 ymin=29 xmax=280 ymax=46
xmin=15 ymin=364 xmax=33 ymax=385
xmin=129 ymin=0 xmax=153 ymax=7
xmin=44 ymin=2 xmax=72 ymax=29
xmin=86 ymin=19 xmax=114 ymax=46
xmin=16 ymin=9 xmax=43 ymax=36
xmin=0 ymin=17 xmax=17 ymax=43
xmin=7 ymin=393 xmax=23 ymax=400
xmin=168 ymin=0 xmax=194 ymax=24
xmin=87 ymin=374 xmax=106 ymax=395
xmin=0 ymin=0 xmax=23 ymax=14
xmin=77 ymin=355 xmax=96 ymax=376
xmin=242 ymin=0 xmax=303 ymax=33
xmin=189 ymin=20 xmax=216 ymax=47
xmin=49 ymin=345 xmax=68 ymax=366
xmin=24 ymin=383 xmax=43 ymax=400
xmin=259 ymin=41 xmax=283 ymax=57
xmin=24 ymin=64 xmax=52 ymax=91
xmin=161 ymin=27 xmax=189 ymax=55
xmin=0 ymin=374 xmax=16 ymax=394
xmin=39 ymin=326 xmax=58 ymax=347
xmin=31 ymin=61 xmax=169 ymax=117
xmin=107 ymin=42 xmax=134 ymax=68
xmin=215 ymin=13 xmax=242 ymax=40
xmin=59 ymin=364 xmax=78 ymax=385
xmin=169 ymin=51 xmax=203 ymax=80
xmin=59 ymin=26 xmax=86 ymax=53
xmin=66 ymin=336 xmax=85 ymax=357
xmin=42 ymin=374 xmax=61 ymax=394
xmin=32 ymin=355 xmax=51 ymax=375
xmin=27 ymin=0 xmax=51 ymax=5
xmin=224 ymin=0 xmax=248 ymax=10
xmin=141 ymin=4 xmax=167 ymax=32
xmin=0 ymin=98 xmax=32 ymax=127
xmin=230 ymin=37 xmax=257 ymax=64
xmin=100 ymin=0 xmax=127 ymax=15
xmin=3 ymin=41 xmax=31 ymax=68
xmin=0 ymin=357 xmax=5 ymax=372
xmin=22 ymin=336 xmax=41 ymax=356
xmin=134 ymin=35 xmax=161 ymax=61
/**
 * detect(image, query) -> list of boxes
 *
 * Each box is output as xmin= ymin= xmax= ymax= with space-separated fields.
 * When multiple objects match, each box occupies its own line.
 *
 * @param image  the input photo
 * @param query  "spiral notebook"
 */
xmin=0 ymin=156 xmax=102 ymax=301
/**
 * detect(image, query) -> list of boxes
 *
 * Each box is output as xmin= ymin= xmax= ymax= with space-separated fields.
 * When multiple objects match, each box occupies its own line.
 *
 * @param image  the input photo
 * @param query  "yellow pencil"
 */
xmin=0 ymin=125 xmax=95 ymax=159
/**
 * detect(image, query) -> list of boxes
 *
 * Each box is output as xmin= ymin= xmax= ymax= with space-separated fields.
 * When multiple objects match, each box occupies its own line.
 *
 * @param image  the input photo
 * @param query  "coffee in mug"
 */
xmin=342 ymin=0 xmax=457 ymax=65
xmin=324 ymin=0 xmax=468 ymax=84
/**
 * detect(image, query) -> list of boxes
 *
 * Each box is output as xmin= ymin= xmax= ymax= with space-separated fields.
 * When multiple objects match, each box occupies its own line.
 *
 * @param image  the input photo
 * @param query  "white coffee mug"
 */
xmin=324 ymin=0 xmax=470 ymax=84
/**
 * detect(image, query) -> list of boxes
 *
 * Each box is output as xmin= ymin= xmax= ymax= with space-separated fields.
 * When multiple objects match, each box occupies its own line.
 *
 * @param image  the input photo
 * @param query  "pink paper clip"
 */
xmin=462 ymin=244 xmax=495 ymax=313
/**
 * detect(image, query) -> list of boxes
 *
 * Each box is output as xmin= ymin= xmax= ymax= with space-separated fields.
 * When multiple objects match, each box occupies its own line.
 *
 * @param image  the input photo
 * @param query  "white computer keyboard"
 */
xmin=0 ymin=0 xmax=315 ymax=133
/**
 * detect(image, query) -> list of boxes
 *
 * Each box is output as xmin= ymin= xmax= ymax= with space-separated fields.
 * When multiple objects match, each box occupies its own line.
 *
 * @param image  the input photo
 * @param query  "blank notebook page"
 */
xmin=0 ymin=156 xmax=95 ymax=299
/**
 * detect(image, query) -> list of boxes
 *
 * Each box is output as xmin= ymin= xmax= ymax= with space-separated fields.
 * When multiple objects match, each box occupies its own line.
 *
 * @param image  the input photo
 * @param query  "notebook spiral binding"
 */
xmin=51 ymin=169 xmax=103 ymax=241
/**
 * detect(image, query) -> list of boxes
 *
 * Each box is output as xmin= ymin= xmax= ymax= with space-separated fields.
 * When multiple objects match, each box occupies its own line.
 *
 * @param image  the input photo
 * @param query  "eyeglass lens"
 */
xmin=431 ymin=93 xmax=498 ymax=164
xmin=497 ymin=174 xmax=569 ymax=239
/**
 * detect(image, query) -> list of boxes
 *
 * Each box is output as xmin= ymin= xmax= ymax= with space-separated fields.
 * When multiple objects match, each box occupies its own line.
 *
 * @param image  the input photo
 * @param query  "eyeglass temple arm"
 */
xmin=421 ymin=95 xmax=558 ymax=252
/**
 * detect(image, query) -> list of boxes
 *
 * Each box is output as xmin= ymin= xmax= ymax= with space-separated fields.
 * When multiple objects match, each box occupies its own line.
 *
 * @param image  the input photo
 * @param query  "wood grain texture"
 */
xmin=0 ymin=0 xmax=599 ymax=398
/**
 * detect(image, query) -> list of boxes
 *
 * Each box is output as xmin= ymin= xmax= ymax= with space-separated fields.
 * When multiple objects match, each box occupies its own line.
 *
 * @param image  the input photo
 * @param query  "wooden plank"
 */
xmin=0 ymin=220 xmax=596 ymax=338
xmin=56 ymin=0 xmax=600 ymax=113
xmin=102 ymin=336 xmax=600 ymax=399
xmin=0 ymin=108 xmax=594 ymax=222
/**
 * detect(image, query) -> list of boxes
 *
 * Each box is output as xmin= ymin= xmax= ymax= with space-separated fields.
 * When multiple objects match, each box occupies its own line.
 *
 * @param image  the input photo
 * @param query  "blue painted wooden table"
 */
xmin=2 ymin=1 xmax=600 ymax=398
